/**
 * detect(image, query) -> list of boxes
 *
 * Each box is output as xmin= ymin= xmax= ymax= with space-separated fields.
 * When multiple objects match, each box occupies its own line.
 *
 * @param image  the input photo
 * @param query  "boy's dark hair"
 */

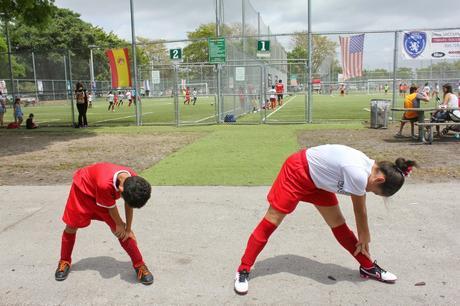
xmin=377 ymin=158 xmax=417 ymax=197
xmin=29 ymin=113 xmax=34 ymax=118
xmin=409 ymin=86 xmax=418 ymax=94
xmin=121 ymin=176 xmax=151 ymax=208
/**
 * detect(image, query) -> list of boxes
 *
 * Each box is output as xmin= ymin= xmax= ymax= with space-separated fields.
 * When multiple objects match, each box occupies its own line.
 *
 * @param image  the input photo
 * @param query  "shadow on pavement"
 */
xmin=72 ymin=256 xmax=137 ymax=284
xmin=252 ymin=254 xmax=364 ymax=285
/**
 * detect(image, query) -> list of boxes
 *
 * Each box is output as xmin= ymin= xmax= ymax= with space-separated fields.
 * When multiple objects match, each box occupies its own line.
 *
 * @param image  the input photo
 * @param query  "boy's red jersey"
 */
xmin=275 ymin=83 xmax=284 ymax=94
xmin=73 ymin=163 xmax=137 ymax=208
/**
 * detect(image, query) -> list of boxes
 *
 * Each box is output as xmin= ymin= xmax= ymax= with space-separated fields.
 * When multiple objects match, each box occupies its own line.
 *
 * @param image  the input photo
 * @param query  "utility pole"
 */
xmin=130 ymin=0 xmax=142 ymax=125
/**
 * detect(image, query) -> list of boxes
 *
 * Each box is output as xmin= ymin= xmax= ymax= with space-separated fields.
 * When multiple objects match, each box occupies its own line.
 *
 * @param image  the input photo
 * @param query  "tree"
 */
xmin=183 ymin=23 xmax=216 ymax=63
xmin=288 ymin=33 xmax=337 ymax=73
xmin=0 ymin=0 xmax=55 ymax=26
xmin=5 ymin=6 xmax=149 ymax=85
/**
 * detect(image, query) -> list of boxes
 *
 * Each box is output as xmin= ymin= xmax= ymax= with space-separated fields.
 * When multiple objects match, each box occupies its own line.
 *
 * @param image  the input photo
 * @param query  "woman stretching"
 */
xmin=234 ymin=144 xmax=416 ymax=295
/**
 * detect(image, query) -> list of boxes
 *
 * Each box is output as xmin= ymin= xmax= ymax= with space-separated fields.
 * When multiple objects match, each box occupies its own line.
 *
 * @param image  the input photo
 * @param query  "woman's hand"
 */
xmin=354 ymin=231 xmax=371 ymax=259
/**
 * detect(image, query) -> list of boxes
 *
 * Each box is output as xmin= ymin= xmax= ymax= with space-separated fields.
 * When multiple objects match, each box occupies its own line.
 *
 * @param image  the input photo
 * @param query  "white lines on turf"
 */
xmin=36 ymin=119 xmax=61 ymax=124
xmin=265 ymin=96 xmax=296 ymax=119
xmin=94 ymin=112 xmax=153 ymax=123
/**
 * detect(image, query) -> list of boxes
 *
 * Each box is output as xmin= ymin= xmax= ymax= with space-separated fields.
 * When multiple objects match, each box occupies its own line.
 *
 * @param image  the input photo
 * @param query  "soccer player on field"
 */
xmin=275 ymin=79 xmax=284 ymax=106
xmin=268 ymin=85 xmax=277 ymax=110
xmin=234 ymin=144 xmax=416 ymax=295
xmin=54 ymin=163 xmax=154 ymax=285
xmin=184 ymin=87 xmax=191 ymax=105
xmin=192 ymin=88 xmax=198 ymax=105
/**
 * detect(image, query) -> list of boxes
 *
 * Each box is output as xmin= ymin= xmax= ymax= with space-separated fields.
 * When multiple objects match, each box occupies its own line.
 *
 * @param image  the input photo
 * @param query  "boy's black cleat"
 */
xmin=360 ymin=261 xmax=397 ymax=283
xmin=135 ymin=264 xmax=154 ymax=285
xmin=55 ymin=260 xmax=71 ymax=281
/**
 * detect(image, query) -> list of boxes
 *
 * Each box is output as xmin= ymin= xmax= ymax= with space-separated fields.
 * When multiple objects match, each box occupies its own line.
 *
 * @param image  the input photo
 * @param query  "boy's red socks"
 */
xmin=119 ymin=238 xmax=144 ymax=268
xmin=331 ymin=223 xmax=374 ymax=269
xmin=238 ymin=218 xmax=278 ymax=272
xmin=60 ymin=231 xmax=76 ymax=264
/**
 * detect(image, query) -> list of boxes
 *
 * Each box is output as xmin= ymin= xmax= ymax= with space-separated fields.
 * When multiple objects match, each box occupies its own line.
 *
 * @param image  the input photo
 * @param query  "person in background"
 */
xmin=13 ymin=97 xmax=23 ymax=126
xmin=118 ymin=91 xmax=124 ymax=107
xmin=431 ymin=83 xmax=459 ymax=137
xmin=384 ymin=84 xmax=389 ymax=95
xmin=87 ymin=92 xmax=93 ymax=108
xmin=75 ymin=82 xmax=88 ymax=128
xmin=26 ymin=113 xmax=38 ymax=129
xmin=107 ymin=91 xmax=115 ymax=112
xmin=192 ymin=88 xmax=198 ymax=106
xmin=395 ymin=85 xmax=429 ymax=138
xmin=0 ymin=91 xmax=6 ymax=127
xmin=422 ymin=82 xmax=430 ymax=96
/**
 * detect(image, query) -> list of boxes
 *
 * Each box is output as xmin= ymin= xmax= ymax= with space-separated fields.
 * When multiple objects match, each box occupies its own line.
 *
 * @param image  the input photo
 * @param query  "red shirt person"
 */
xmin=275 ymin=80 xmax=284 ymax=106
xmin=55 ymin=163 xmax=154 ymax=285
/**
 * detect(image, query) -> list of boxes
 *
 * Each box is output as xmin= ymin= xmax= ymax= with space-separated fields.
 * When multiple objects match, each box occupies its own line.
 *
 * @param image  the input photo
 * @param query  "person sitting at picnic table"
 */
xmin=395 ymin=85 xmax=429 ymax=138
xmin=431 ymin=83 xmax=459 ymax=137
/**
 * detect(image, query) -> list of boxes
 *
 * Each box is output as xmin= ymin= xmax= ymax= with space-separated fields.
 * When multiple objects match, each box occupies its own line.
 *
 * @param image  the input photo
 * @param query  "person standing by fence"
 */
xmin=0 ymin=92 xmax=6 ymax=127
xmin=75 ymin=82 xmax=88 ymax=128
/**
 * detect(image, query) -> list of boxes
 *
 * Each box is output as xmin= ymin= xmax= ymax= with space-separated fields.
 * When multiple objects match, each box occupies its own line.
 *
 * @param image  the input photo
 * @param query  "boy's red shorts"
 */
xmin=62 ymin=183 xmax=116 ymax=230
xmin=267 ymin=149 xmax=338 ymax=214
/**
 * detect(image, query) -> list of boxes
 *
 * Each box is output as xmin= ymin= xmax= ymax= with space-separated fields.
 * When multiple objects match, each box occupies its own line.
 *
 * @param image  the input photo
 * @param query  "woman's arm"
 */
xmin=351 ymin=194 xmax=371 ymax=259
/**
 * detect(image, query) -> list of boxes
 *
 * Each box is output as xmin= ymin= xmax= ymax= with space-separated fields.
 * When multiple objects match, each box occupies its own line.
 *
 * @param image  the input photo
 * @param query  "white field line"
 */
xmin=195 ymin=109 xmax=235 ymax=123
xmin=36 ymin=119 xmax=61 ymax=124
xmin=94 ymin=112 xmax=153 ymax=123
xmin=266 ymin=96 xmax=296 ymax=119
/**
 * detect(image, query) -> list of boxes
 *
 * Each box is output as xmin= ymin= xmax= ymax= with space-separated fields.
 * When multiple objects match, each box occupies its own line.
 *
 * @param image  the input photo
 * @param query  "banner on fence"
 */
xmin=105 ymin=48 xmax=132 ymax=88
xmin=401 ymin=30 xmax=460 ymax=60
xmin=37 ymin=80 xmax=43 ymax=94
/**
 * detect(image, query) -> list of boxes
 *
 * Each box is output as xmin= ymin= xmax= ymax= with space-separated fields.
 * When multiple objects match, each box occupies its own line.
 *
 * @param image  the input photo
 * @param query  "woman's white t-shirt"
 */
xmin=306 ymin=144 xmax=374 ymax=196
xmin=446 ymin=93 xmax=459 ymax=108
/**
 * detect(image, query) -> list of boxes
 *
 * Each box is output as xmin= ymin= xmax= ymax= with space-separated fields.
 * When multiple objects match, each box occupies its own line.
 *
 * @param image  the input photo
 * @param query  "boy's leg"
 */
xmin=101 ymin=214 xmax=153 ymax=285
xmin=60 ymin=226 xmax=78 ymax=263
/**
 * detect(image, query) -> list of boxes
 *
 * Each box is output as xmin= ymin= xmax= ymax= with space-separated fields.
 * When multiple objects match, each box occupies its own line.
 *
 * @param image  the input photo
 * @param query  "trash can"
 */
xmin=370 ymin=99 xmax=390 ymax=129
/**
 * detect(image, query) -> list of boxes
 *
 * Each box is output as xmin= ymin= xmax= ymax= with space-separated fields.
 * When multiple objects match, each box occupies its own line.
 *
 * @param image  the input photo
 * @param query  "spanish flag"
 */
xmin=105 ymin=48 xmax=132 ymax=88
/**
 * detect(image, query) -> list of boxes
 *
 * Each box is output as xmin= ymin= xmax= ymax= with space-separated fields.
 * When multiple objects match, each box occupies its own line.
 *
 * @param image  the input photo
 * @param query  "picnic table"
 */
xmin=391 ymin=107 xmax=460 ymax=144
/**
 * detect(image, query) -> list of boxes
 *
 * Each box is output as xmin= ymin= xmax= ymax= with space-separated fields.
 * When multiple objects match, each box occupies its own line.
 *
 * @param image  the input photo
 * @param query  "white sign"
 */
xmin=401 ymin=29 xmax=460 ymax=60
xmin=235 ymin=67 xmax=245 ymax=81
xmin=37 ymin=80 xmax=43 ymax=93
xmin=152 ymin=70 xmax=160 ymax=84
xmin=228 ymin=77 xmax=234 ymax=89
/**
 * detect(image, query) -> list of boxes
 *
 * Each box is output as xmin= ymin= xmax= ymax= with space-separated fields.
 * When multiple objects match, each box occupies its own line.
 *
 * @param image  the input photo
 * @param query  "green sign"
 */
xmin=169 ymin=48 xmax=182 ymax=60
xmin=257 ymin=40 xmax=270 ymax=52
xmin=208 ymin=37 xmax=226 ymax=64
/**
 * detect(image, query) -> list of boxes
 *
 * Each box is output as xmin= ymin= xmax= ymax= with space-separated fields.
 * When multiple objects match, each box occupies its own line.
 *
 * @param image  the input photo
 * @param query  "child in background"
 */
xmin=54 ymin=162 xmax=154 ymax=285
xmin=118 ymin=91 xmax=124 ymax=107
xmin=192 ymin=88 xmax=197 ymax=106
xmin=107 ymin=91 xmax=114 ymax=112
xmin=87 ymin=92 xmax=93 ymax=108
xmin=269 ymin=85 xmax=277 ymax=110
xmin=0 ymin=93 xmax=6 ymax=127
xmin=26 ymin=113 xmax=38 ymax=129
xmin=13 ymin=97 xmax=23 ymax=126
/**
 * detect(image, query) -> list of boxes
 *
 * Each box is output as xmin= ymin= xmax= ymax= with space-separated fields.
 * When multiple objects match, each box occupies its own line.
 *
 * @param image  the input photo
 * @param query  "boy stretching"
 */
xmin=55 ymin=163 xmax=154 ymax=285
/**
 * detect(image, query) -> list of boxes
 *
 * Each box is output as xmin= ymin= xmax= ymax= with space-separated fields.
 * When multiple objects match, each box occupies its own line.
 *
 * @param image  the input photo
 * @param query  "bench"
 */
xmin=415 ymin=122 xmax=460 ymax=144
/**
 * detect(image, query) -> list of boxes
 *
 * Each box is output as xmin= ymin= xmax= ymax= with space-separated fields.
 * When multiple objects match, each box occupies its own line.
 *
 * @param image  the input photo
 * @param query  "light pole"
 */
xmin=129 ymin=0 xmax=141 ymax=126
xmin=1 ymin=13 xmax=15 ymax=99
xmin=88 ymin=44 xmax=96 ymax=95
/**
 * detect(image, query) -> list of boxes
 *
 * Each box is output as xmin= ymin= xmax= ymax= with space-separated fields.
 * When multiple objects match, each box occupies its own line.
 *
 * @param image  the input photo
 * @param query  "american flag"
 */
xmin=339 ymin=34 xmax=364 ymax=80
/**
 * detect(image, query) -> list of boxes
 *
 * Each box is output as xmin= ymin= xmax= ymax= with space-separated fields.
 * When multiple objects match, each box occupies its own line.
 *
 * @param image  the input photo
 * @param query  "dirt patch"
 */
xmin=0 ymin=132 xmax=201 ymax=185
xmin=298 ymin=123 xmax=460 ymax=182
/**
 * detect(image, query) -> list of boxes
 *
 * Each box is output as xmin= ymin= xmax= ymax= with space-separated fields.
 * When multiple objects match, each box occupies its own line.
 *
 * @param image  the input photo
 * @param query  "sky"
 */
xmin=54 ymin=0 xmax=460 ymax=69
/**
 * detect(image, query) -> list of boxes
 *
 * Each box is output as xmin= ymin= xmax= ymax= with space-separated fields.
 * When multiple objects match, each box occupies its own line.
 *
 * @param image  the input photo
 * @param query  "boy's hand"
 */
xmin=114 ymin=223 xmax=127 ymax=240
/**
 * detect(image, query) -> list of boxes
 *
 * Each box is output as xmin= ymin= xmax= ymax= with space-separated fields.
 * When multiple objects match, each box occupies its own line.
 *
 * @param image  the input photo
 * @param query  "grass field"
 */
xmin=13 ymin=92 xmax=439 ymax=127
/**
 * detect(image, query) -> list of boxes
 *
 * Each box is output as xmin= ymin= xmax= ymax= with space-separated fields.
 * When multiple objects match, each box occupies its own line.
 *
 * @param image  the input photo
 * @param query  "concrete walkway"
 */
xmin=0 ymin=183 xmax=459 ymax=305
